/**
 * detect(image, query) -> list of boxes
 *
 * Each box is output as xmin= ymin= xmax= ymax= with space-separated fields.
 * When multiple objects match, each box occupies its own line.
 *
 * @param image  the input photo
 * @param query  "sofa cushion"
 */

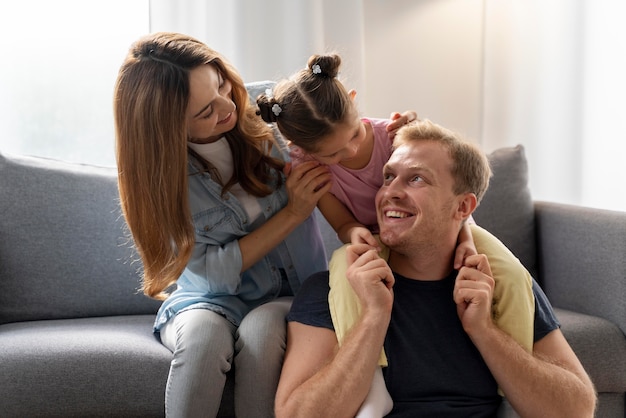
xmin=473 ymin=145 xmax=537 ymax=279
xmin=555 ymin=308 xmax=626 ymax=392
xmin=0 ymin=152 xmax=161 ymax=324
xmin=0 ymin=315 xmax=170 ymax=416
xmin=535 ymin=202 xmax=626 ymax=336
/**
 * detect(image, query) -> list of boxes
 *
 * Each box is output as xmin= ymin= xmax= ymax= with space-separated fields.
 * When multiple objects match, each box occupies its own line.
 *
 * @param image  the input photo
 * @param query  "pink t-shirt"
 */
xmin=327 ymin=118 xmax=392 ymax=232
xmin=289 ymin=118 xmax=392 ymax=232
xmin=290 ymin=118 xmax=475 ymax=234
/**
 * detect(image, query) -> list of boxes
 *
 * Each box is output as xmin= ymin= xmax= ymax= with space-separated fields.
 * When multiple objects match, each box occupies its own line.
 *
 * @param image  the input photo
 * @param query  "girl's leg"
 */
xmin=356 ymin=367 xmax=394 ymax=418
xmin=160 ymin=309 xmax=236 ymax=418
xmin=234 ymin=297 xmax=293 ymax=418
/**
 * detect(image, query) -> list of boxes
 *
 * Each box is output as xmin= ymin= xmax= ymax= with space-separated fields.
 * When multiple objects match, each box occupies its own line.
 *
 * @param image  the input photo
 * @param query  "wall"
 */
xmin=360 ymin=0 xmax=626 ymax=210
xmin=150 ymin=0 xmax=626 ymax=211
xmin=360 ymin=0 xmax=485 ymax=143
xmin=481 ymin=0 xmax=584 ymax=205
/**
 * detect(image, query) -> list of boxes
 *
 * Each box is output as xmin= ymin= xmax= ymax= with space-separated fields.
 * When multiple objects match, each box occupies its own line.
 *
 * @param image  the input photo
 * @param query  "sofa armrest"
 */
xmin=534 ymin=201 xmax=626 ymax=335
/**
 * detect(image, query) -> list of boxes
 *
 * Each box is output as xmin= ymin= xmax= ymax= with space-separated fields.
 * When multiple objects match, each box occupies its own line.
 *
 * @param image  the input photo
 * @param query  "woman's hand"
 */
xmin=283 ymin=160 xmax=332 ymax=220
xmin=237 ymin=160 xmax=330 ymax=272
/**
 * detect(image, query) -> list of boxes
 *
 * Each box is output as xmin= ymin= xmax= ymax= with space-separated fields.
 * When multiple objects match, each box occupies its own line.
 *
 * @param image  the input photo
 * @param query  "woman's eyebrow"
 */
xmin=193 ymin=103 xmax=212 ymax=118
xmin=192 ymin=71 xmax=220 ymax=118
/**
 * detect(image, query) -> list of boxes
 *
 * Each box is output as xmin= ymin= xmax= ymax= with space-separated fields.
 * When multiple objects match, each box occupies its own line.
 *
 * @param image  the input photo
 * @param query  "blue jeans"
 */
xmin=160 ymin=297 xmax=293 ymax=418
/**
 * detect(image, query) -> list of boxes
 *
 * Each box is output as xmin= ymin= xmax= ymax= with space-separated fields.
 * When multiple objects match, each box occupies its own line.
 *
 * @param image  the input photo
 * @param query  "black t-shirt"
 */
xmin=287 ymin=270 xmax=560 ymax=418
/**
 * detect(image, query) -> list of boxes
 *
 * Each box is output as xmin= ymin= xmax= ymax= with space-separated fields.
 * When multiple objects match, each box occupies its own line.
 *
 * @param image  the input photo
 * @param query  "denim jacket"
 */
xmin=154 ymin=135 xmax=328 ymax=331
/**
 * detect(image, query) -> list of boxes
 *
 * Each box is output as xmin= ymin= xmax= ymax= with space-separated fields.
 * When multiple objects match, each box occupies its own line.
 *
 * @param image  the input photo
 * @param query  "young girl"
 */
xmin=114 ymin=33 xmax=332 ymax=417
xmin=257 ymin=54 xmax=535 ymax=418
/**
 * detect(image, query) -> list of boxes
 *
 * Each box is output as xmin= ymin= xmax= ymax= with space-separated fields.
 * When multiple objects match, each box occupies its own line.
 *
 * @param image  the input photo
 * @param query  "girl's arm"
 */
xmin=317 ymin=192 xmax=378 ymax=248
xmin=386 ymin=111 xmax=418 ymax=139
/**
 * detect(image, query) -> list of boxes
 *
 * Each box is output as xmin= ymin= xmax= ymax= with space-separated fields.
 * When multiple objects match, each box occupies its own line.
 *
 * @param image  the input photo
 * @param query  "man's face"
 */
xmin=375 ymin=140 xmax=460 ymax=253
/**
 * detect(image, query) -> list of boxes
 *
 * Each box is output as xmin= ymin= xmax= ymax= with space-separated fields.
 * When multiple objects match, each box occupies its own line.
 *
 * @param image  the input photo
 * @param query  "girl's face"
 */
xmin=186 ymin=64 xmax=237 ymax=144
xmin=310 ymin=114 xmax=367 ymax=166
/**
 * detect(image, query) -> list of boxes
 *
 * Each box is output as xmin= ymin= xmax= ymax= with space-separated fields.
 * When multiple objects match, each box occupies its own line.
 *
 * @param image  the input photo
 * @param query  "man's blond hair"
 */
xmin=393 ymin=119 xmax=492 ymax=203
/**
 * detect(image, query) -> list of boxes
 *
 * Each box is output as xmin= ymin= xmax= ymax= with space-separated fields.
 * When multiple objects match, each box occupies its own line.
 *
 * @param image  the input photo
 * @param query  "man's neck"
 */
xmin=387 ymin=247 xmax=455 ymax=281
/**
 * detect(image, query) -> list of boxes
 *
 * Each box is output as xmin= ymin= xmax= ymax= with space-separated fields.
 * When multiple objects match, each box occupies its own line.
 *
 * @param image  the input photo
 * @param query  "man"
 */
xmin=274 ymin=120 xmax=596 ymax=417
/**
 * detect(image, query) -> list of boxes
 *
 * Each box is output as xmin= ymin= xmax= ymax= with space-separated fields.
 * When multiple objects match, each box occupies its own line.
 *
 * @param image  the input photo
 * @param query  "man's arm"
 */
xmin=275 ymin=245 xmax=394 ymax=418
xmin=493 ymin=328 xmax=596 ymax=418
xmin=455 ymin=254 xmax=597 ymax=418
xmin=275 ymin=318 xmax=385 ymax=418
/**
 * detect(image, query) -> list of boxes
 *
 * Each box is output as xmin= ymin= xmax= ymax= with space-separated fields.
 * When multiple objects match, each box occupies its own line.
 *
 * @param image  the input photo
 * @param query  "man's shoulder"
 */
xmin=287 ymin=271 xmax=334 ymax=330
xmin=291 ymin=270 xmax=330 ymax=307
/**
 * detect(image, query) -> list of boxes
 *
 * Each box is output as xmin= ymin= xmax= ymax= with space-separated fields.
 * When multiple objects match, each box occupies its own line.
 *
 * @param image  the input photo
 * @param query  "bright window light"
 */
xmin=0 ymin=1 xmax=149 ymax=167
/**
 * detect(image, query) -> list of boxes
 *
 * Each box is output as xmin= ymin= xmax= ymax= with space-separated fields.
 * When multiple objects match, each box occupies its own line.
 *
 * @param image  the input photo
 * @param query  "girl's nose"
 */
xmin=345 ymin=143 xmax=358 ymax=159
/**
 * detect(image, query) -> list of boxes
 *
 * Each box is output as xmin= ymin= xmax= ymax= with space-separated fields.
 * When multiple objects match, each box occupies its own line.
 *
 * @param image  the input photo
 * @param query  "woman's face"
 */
xmin=186 ymin=64 xmax=237 ymax=144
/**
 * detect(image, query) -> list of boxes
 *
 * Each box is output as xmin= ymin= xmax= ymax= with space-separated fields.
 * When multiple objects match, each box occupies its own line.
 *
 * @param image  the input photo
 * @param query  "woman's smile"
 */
xmin=218 ymin=112 xmax=233 ymax=125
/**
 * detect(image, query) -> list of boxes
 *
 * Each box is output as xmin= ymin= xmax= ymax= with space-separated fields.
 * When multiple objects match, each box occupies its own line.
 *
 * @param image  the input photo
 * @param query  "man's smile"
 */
xmin=384 ymin=210 xmax=412 ymax=219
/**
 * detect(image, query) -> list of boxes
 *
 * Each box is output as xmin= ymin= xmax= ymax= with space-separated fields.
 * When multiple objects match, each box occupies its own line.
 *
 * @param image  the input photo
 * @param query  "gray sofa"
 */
xmin=1 ymin=138 xmax=625 ymax=416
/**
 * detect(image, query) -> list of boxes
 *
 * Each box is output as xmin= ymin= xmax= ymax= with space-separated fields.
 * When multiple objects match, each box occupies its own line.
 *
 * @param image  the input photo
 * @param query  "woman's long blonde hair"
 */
xmin=114 ymin=32 xmax=284 ymax=299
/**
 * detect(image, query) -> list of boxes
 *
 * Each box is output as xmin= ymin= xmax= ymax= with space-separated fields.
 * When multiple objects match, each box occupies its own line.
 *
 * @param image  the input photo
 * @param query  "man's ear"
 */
xmin=456 ymin=193 xmax=478 ymax=220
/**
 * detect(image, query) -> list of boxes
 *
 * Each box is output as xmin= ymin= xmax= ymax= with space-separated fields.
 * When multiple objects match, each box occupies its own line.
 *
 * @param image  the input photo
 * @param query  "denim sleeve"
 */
xmin=184 ymin=239 xmax=244 ymax=295
xmin=532 ymin=277 xmax=561 ymax=341
xmin=287 ymin=271 xmax=334 ymax=331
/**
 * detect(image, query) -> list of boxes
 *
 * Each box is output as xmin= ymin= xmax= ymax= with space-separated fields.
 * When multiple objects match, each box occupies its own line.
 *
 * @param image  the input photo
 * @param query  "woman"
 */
xmin=113 ymin=32 xmax=331 ymax=417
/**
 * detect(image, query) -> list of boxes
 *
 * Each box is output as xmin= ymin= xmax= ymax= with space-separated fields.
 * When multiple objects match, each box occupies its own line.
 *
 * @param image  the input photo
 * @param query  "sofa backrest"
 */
xmin=0 ymin=81 xmax=538 ymax=325
xmin=473 ymin=145 xmax=538 ymax=279
xmin=0 ymin=81 xmax=284 ymax=325
xmin=0 ymin=152 xmax=161 ymax=325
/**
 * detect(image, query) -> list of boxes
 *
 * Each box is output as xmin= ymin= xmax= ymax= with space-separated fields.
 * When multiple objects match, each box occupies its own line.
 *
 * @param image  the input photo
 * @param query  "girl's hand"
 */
xmin=283 ymin=160 xmax=332 ymax=220
xmin=386 ymin=110 xmax=418 ymax=139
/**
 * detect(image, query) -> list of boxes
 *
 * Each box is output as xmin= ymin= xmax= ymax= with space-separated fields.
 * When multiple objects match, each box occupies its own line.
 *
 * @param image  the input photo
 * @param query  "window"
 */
xmin=0 ymin=1 xmax=149 ymax=167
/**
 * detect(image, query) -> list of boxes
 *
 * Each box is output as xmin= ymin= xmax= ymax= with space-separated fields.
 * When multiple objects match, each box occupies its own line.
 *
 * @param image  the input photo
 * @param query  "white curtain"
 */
xmin=580 ymin=0 xmax=626 ymax=211
xmin=0 ymin=0 xmax=149 ymax=167
xmin=149 ymin=0 xmax=366 ymax=92
xmin=149 ymin=0 xmax=626 ymax=212
xmin=482 ymin=0 xmax=585 ymax=205
xmin=482 ymin=0 xmax=626 ymax=211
